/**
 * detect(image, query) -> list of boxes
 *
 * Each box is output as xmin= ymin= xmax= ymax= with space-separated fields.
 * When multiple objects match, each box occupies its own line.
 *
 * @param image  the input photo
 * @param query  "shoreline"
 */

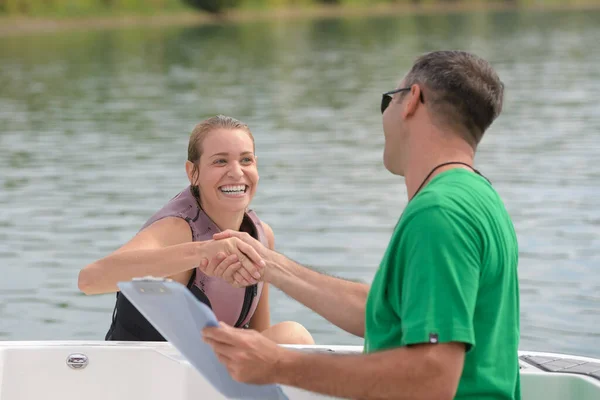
xmin=1 ymin=1 xmax=600 ymax=37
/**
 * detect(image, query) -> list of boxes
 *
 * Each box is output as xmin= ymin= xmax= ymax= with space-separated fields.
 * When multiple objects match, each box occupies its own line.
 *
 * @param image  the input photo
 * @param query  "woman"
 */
xmin=78 ymin=115 xmax=314 ymax=345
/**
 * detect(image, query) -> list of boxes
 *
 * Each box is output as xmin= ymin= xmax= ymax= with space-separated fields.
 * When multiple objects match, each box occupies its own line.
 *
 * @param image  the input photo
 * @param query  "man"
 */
xmin=201 ymin=50 xmax=521 ymax=400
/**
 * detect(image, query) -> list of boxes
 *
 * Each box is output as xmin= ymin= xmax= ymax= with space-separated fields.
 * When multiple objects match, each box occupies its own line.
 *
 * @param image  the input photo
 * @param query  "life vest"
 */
xmin=105 ymin=186 xmax=265 ymax=341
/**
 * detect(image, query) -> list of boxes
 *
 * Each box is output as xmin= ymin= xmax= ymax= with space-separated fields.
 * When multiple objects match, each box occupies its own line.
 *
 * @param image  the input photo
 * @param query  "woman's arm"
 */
xmin=247 ymin=222 xmax=276 ymax=331
xmin=248 ymin=283 xmax=270 ymax=331
xmin=78 ymin=217 xmax=206 ymax=295
xmin=78 ymin=217 xmax=264 ymax=295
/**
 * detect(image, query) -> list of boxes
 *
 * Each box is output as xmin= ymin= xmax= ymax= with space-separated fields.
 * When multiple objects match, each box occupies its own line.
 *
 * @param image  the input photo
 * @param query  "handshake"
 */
xmin=199 ymin=230 xmax=273 ymax=288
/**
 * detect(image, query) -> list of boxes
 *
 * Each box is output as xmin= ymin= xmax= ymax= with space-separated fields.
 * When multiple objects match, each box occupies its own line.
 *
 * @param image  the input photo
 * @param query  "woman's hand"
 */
xmin=199 ymin=236 xmax=265 ymax=287
xmin=199 ymin=231 xmax=270 ymax=287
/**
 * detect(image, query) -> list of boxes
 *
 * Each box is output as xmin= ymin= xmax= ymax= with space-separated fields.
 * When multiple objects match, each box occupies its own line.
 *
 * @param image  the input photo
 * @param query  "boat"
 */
xmin=0 ymin=340 xmax=598 ymax=399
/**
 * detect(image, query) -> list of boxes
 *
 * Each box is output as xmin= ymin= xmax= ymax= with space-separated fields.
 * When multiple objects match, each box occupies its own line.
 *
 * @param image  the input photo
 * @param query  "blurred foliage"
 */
xmin=0 ymin=0 xmax=187 ymax=16
xmin=0 ymin=0 xmax=579 ymax=16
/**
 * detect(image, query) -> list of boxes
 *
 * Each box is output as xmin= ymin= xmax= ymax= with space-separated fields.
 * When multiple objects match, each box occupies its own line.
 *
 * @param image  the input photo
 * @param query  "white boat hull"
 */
xmin=0 ymin=341 xmax=599 ymax=399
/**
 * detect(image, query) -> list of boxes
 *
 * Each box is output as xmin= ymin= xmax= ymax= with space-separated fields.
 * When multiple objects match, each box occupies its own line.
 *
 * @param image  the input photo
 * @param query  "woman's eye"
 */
xmin=241 ymin=157 xmax=254 ymax=164
xmin=213 ymin=159 xmax=227 ymax=164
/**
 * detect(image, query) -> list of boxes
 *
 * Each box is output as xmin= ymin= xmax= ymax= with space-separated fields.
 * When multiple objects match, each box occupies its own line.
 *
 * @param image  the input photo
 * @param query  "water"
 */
xmin=0 ymin=8 xmax=599 ymax=357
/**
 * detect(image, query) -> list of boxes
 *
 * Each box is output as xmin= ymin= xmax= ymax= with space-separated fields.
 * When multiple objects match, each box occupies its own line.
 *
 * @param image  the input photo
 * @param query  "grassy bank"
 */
xmin=1 ymin=0 xmax=598 ymax=36
xmin=1 ymin=0 xmax=596 ymax=17
xmin=0 ymin=0 xmax=190 ymax=17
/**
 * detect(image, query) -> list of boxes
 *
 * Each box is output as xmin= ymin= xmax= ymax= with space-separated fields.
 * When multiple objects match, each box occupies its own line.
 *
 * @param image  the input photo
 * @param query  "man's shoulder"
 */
xmin=407 ymin=170 xmax=502 ymax=217
xmin=399 ymin=189 xmax=465 ymax=229
xmin=396 ymin=178 xmax=500 ymax=239
xmin=425 ymin=169 xmax=493 ymax=198
xmin=396 ymin=169 xmax=516 ymax=254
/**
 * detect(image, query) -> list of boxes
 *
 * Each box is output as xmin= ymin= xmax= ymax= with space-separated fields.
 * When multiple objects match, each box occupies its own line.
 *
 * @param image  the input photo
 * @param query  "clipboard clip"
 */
xmin=132 ymin=276 xmax=173 ymax=282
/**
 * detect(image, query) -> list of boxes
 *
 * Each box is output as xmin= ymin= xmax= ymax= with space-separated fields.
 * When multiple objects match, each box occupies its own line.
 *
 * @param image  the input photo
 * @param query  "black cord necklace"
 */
xmin=410 ymin=161 xmax=491 ymax=201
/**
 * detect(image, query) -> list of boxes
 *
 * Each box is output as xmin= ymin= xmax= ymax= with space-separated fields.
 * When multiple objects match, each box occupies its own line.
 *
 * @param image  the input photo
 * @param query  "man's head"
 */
xmin=381 ymin=50 xmax=504 ymax=175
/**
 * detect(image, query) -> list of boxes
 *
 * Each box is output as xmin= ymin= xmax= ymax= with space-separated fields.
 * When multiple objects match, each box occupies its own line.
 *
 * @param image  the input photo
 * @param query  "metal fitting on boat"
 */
xmin=66 ymin=353 xmax=89 ymax=370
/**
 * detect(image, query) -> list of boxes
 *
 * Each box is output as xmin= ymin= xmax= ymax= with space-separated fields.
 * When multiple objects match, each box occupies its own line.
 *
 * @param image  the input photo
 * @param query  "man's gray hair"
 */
xmin=403 ymin=50 xmax=504 ymax=146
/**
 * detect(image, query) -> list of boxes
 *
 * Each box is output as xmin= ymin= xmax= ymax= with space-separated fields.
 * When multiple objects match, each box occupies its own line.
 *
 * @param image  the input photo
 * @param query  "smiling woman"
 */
xmin=185 ymin=117 xmax=259 ymax=222
xmin=77 ymin=115 xmax=314 ymax=346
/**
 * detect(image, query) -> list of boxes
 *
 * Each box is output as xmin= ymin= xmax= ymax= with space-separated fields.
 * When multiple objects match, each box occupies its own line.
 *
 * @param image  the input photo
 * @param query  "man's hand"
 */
xmin=202 ymin=322 xmax=287 ymax=385
xmin=213 ymin=230 xmax=269 ymax=257
xmin=200 ymin=237 xmax=265 ymax=287
xmin=200 ymin=230 xmax=274 ymax=287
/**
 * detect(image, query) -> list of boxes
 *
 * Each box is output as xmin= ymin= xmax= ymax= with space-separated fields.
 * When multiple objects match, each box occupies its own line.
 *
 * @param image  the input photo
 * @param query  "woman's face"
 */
xmin=193 ymin=128 xmax=258 ymax=214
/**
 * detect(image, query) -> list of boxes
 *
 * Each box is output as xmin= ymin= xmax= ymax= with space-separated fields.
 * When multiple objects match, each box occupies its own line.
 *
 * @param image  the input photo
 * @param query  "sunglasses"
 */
xmin=381 ymin=87 xmax=425 ymax=114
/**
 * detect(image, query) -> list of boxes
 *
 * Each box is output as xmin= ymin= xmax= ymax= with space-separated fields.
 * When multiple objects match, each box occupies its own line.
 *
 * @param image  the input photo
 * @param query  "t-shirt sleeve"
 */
xmin=394 ymin=205 xmax=481 ymax=351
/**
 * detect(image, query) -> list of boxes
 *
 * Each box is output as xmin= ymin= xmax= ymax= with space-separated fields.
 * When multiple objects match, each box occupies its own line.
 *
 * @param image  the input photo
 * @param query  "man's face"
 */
xmin=382 ymin=80 xmax=409 ymax=176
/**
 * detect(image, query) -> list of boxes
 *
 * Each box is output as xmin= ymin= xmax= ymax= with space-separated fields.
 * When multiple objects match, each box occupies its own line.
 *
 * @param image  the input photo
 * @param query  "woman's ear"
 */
xmin=254 ymin=155 xmax=259 ymax=184
xmin=185 ymin=160 xmax=195 ymax=185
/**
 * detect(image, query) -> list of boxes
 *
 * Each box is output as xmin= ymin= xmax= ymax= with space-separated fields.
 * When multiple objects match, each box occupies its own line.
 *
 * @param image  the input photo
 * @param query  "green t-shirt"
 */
xmin=364 ymin=168 xmax=521 ymax=400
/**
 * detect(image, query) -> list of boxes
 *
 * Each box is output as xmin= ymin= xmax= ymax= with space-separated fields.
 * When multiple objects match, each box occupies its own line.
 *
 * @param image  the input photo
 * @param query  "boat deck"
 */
xmin=0 ymin=341 xmax=599 ymax=400
xmin=520 ymin=354 xmax=600 ymax=381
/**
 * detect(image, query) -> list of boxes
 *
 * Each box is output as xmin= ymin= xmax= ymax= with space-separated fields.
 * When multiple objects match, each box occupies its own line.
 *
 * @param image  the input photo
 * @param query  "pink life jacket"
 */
xmin=105 ymin=186 xmax=265 ymax=342
xmin=139 ymin=186 xmax=265 ymax=327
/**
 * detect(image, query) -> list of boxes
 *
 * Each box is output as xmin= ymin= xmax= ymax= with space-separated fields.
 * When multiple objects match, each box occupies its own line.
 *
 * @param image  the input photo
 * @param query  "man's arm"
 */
xmin=267 ymin=251 xmax=369 ymax=337
xmin=203 ymin=322 xmax=465 ymax=400
xmin=210 ymin=227 xmax=369 ymax=337
xmin=278 ymin=343 xmax=465 ymax=400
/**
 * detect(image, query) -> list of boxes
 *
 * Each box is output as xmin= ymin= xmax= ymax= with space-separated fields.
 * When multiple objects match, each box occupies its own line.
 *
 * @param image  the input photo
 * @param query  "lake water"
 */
xmin=0 ymin=8 xmax=599 ymax=358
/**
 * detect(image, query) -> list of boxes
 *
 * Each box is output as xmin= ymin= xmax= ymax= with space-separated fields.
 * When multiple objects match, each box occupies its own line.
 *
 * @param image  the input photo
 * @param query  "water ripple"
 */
xmin=0 ymin=9 xmax=599 ymax=356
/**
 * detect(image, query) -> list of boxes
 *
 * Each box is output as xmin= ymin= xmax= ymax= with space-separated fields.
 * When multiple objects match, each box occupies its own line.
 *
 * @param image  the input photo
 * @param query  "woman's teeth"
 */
xmin=219 ymin=185 xmax=247 ymax=194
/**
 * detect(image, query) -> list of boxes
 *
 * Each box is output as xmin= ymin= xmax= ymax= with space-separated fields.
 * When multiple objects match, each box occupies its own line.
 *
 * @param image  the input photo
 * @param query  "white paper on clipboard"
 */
xmin=118 ymin=278 xmax=289 ymax=400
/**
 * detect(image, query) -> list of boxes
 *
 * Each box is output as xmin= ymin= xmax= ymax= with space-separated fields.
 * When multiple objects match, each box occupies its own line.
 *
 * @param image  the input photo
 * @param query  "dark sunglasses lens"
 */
xmin=381 ymin=95 xmax=391 ymax=114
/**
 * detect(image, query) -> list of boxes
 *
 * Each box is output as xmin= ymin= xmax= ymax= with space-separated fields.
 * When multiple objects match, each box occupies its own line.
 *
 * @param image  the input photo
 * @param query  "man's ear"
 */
xmin=402 ymin=84 xmax=423 ymax=119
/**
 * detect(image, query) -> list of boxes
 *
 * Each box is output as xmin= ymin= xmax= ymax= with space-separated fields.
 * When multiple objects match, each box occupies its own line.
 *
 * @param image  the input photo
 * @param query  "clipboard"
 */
xmin=117 ymin=277 xmax=289 ymax=400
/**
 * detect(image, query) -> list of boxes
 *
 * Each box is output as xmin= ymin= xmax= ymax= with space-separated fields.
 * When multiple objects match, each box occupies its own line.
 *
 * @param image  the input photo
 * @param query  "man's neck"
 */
xmin=404 ymin=146 xmax=475 ymax=201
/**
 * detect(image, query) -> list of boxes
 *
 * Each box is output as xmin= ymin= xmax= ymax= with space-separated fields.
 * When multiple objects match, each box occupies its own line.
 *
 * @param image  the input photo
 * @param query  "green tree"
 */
xmin=182 ymin=0 xmax=241 ymax=14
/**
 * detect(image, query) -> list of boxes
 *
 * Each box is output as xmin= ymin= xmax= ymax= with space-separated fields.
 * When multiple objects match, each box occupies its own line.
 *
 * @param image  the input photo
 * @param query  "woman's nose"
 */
xmin=227 ymin=162 xmax=244 ymax=179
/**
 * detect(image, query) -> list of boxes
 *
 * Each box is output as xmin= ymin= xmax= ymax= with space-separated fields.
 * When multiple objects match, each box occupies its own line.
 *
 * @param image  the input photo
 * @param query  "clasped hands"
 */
xmin=199 ymin=231 xmax=288 ymax=385
xmin=200 ymin=230 xmax=270 ymax=287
